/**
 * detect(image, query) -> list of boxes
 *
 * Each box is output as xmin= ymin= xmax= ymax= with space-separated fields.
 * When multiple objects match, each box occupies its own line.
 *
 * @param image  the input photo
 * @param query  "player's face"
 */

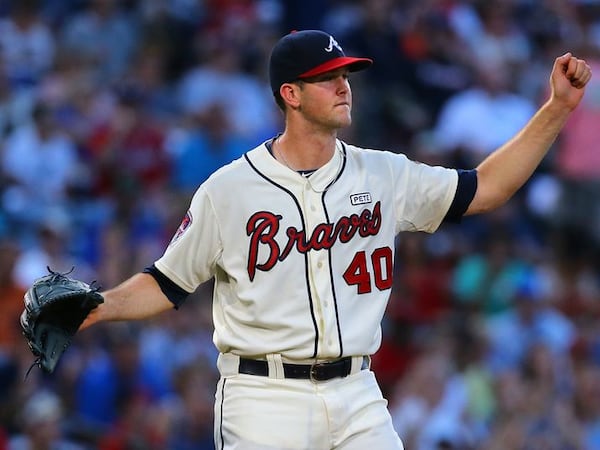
xmin=297 ymin=68 xmax=353 ymax=129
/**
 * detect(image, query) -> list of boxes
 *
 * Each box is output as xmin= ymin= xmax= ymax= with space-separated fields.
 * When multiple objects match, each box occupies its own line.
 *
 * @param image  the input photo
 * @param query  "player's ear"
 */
xmin=280 ymin=82 xmax=301 ymax=110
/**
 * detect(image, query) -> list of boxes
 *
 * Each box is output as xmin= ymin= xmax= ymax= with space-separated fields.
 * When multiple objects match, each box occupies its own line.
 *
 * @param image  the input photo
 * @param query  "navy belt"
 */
xmin=238 ymin=356 xmax=369 ymax=381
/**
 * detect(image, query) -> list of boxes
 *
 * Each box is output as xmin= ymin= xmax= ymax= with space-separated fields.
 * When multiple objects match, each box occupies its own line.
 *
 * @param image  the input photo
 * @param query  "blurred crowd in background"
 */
xmin=1 ymin=0 xmax=600 ymax=449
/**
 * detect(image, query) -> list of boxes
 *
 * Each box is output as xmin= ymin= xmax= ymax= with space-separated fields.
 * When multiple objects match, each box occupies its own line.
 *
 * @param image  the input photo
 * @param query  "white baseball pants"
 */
xmin=214 ymin=354 xmax=404 ymax=449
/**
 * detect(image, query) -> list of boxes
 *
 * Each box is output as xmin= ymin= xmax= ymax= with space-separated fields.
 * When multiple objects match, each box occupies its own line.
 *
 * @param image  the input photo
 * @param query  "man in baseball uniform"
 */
xmin=81 ymin=30 xmax=592 ymax=449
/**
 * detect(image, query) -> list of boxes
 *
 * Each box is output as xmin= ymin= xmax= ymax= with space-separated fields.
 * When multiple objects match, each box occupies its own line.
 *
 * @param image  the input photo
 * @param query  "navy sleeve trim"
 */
xmin=443 ymin=169 xmax=477 ymax=223
xmin=143 ymin=264 xmax=189 ymax=309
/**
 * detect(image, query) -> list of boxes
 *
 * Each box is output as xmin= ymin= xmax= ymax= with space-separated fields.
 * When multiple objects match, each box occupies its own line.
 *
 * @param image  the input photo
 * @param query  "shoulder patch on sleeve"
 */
xmin=170 ymin=210 xmax=193 ymax=245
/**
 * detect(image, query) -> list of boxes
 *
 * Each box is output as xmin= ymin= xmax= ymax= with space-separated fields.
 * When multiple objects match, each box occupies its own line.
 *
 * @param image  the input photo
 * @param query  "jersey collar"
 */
xmin=248 ymin=139 xmax=346 ymax=193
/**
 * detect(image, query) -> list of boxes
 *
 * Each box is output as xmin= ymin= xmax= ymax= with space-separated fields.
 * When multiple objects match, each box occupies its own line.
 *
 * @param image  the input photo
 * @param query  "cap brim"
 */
xmin=298 ymin=56 xmax=373 ymax=79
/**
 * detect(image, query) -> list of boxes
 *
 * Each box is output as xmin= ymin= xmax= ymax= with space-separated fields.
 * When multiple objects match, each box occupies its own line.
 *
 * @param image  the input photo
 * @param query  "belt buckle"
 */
xmin=309 ymin=362 xmax=325 ymax=383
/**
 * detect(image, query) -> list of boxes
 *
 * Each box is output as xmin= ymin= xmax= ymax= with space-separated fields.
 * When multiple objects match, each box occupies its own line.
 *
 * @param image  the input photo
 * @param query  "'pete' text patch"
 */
xmin=350 ymin=192 xmax=372 ymax=206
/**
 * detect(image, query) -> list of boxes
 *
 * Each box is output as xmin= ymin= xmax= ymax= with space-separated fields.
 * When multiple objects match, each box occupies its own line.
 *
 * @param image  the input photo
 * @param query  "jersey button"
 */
xmin=310 ymin=205 xmax=316 ymax=211
xmin=317 ymin=262 xmax=323 ymax=268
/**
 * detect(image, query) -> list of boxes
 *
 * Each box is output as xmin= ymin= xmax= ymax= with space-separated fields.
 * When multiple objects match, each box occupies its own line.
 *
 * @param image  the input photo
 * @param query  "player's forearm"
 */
xmin=80 ymin=272 xmax=174 ymax=329
xmin=466 ymin=99 xmax=570 ymax=214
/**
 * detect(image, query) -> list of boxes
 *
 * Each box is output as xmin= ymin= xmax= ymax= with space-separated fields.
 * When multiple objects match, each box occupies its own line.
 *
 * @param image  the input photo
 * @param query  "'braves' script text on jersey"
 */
xmin=246 ymin=201 xmax=382 ymax=281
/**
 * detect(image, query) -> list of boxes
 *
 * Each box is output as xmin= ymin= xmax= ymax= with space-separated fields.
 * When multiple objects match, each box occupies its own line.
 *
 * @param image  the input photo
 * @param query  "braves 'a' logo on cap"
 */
xmin=324 ymin=35 xmax=342 ymax=53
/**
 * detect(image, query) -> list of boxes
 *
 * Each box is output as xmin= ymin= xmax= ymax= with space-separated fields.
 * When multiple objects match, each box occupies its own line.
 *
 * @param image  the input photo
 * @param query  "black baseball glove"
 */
xmin=20 ymin=267 xmax=104 ymax=375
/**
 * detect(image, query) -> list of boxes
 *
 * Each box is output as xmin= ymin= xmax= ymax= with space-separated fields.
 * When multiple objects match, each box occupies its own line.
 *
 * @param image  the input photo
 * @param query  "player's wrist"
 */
xmin=540 ymin=97 xmax=575 ymax=118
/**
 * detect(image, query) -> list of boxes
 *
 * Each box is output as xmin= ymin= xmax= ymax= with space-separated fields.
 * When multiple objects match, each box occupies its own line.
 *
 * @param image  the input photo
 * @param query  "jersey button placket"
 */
xmin=304 ymin=188 xmax=338 ymax=356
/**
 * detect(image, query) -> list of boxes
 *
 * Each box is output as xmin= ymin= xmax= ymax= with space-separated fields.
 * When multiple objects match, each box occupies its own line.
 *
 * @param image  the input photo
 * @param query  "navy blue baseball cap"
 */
xmin=269 ymin=30 xmax=373 ymax=94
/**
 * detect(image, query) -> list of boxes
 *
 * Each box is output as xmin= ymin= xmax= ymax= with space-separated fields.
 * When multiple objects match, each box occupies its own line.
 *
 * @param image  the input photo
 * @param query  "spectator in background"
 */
xmin=8 ymin=389 xmax=85 ymax=450
xmin=59 ymin=0 xmax=139 ymax=83
xmin=176 ymin=30 xmax=279 ymax=145
xmin=394 ymin=1 xmax=474 ymax=124
xmin=72 ymin=325 xmax=148 ymax=429
xmin=0 ymin=100 xmax=80 ymax=242
xmin=516 ymin=343 xmax=582 ymax=449
xmin=451 ymin=232 xmax=532 ymax=317
xmin=445 ymin=319 xmax=496 ymax=446
xmin=85 ymin=87 xmax=170 ymax=219
xmin=164 ymin=363 xmax=216 ymax=450
xmin=137 ymin=1 xmax=197 ymax=85
xmin=11 ymin=212 xmax=95 ymax=289
xmin=462 ymin=0 xmax=532 ymax=71
xmin=483 ymin=345 xmax=580 ymax=449
xmin=121 ymin=46 xmax=180 ymax=123
xmin=168 ymin=103 xmax=251 ymax=194
xmin=548 ymin=231 xmax=600 ymax=322
xmin=388 ymin=232 xmax=454 ymax=326
xmin=0 ymin=0 xmax=55 ymax=90
xmin=484 ymin=278 xmax=576 ymax=374
xmin=36 ymin=46 xmax=113 ymax=148
xmin=0 ymin=68 xmax=35 ymax=140
xmin=390 ymin=337 xmax=476 ymax=450
xmin=480 ymin=369 xmax=529 ymax=449
xmin=432 ymin=58 xmax=536 ymax=167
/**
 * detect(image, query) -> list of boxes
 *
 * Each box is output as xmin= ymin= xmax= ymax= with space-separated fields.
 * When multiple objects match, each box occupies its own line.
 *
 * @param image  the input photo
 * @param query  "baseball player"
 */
xmin=80 ymin=30 xmax=592 ymax=449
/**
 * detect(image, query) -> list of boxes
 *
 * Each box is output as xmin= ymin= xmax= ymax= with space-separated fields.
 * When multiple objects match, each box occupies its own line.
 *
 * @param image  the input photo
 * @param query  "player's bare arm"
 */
xmin=465 ymin=53 xmax=592 ymax=215
xmin=80 ymin=273 xmax=174 ymax=330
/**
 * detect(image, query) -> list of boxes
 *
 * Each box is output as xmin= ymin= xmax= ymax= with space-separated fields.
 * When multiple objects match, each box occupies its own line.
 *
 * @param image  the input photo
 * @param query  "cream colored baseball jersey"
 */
xmin=154 ymin=139 xmax=458 ymax=360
